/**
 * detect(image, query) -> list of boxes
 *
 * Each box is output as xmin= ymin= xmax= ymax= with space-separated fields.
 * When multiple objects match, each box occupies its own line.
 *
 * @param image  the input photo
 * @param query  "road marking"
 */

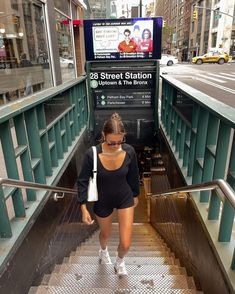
xmin=208 ymin=73 xmax=235 ymax=81
xmin=194 ymin=77 xmax=235 ymax=94
xmin=196 ymin=74 xmax=226 ymax=83
xmin=220 ymin=73 xmax=235 ymax=77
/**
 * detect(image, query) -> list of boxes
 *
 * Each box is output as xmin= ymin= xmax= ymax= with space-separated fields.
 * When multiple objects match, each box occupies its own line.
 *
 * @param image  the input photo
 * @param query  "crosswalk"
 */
xmin=193 ymin=72 xmax=235 ymax=95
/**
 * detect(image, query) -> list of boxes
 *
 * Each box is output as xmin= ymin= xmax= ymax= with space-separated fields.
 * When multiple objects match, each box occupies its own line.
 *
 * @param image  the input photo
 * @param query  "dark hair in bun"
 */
xmin=102 ymin=112 xmax=126 ymax=137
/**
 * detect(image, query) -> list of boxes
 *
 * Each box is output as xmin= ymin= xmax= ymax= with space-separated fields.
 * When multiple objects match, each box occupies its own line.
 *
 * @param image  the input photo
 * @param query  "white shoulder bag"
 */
xmin=87 ymin=146 xmax=98 ymax=202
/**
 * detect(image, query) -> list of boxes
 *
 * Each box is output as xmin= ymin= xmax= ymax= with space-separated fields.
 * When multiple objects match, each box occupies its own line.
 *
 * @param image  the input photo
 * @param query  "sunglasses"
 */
xmin=105 ymin=138 xmax=126 ymax=146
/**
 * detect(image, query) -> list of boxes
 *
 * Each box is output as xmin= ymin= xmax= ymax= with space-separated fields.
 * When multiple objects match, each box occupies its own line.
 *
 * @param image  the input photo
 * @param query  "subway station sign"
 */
xmin=89 ymin=71 xmax=155 ymax=108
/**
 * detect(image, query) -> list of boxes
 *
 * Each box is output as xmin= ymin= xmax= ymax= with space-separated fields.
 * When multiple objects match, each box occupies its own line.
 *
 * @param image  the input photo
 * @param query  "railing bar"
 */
xmin=0 ymin=178 xmax=76 ymax=195
xmin=150 ymin=179 xmax=235 ymax=209
xmin=1 ymin=178 xmax=234 ymax=208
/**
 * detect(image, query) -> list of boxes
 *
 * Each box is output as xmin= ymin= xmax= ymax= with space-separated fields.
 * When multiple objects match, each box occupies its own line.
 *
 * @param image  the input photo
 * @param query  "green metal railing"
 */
xmin=160 ymin=75 xmax=235 ymax=288
xmin=0 ymin=77 xmax=88 ymax=269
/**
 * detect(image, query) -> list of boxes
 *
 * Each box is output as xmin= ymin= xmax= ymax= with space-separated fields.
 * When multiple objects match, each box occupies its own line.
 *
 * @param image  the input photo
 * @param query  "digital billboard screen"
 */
xmin=83 ymin=17 xmax=162 ymax=61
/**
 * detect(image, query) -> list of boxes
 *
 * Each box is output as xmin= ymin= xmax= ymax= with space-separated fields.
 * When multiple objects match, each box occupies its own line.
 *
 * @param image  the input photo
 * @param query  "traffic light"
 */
xmin=12 ymin=15 xmax=19 ymax=25
xmin=193 ymin=10 xmax=198 ymax=20
xmin=163 ymin=20 xmax=166 ymax=28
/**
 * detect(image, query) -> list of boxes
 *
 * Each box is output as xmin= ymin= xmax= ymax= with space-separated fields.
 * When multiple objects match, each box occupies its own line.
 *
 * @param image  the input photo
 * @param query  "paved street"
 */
xmin=160 ymin=62 xmax=235 ymax=108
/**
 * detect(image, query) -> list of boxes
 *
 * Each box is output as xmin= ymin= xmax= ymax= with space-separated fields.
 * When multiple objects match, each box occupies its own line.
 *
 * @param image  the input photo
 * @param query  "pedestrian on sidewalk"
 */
xmin=77 ymin=112 xmax=140 ymax=276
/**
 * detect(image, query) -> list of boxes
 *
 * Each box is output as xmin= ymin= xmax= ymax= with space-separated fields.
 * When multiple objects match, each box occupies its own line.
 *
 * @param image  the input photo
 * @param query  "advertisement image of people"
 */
xmin=118 ymin=29 xmax=137 ymax=53
xmin=84 ymin=17 xmax=162 ymax=61
xmin=139 ymin=29 xmax=153 ymax=52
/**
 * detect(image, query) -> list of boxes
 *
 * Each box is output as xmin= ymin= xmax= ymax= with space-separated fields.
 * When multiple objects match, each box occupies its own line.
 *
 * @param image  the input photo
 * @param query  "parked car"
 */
xmin=160 ymin=54 xmax=178 ymax=66
xmin=60 ymin=57 xmax=74 ymax=68
xmin=192 ymin=52 xmax=230 ymax=65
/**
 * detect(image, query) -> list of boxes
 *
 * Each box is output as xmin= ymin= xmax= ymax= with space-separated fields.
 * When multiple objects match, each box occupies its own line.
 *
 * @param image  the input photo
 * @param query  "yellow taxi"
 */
xmin=192 ymin=51 xmax=230 ymax=65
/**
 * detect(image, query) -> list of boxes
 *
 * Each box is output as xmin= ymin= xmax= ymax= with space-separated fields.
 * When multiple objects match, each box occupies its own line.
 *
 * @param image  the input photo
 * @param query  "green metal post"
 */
xmin=48 ymin=128 xmax=58 ymax=167
xmin=179 ymin=123 xmax=186 ymax=159
xmin=14 ymin=114 xmax=36 ymax=201
xmin=0 ymin=122 xmax=25 ymax=216
xmin=200 ymin=114 xmax=219 ymax=202
xmin=73 ymin=86 xmax=79 ymax=135
xmin=24 ymin=109 xmax=46 ymax=184
xmin=61 ymin=117 xmax=68 ymax=152
xmin=218 ymin=200 xmax=234 ymax=242
xmin=40 ymin=133 xmax=53 ymax=176
xmin=208 ymin=190 xmax=221 ymax=220
xmin=65 ymin=113 xmax=72 ymax=146
xmin=54 ymin=123 xmax=63 ymax=159
xmin=200 ymin=153 xmax=214 ymax=202
xmin=0 ymin=186 xmax=12 ymax=237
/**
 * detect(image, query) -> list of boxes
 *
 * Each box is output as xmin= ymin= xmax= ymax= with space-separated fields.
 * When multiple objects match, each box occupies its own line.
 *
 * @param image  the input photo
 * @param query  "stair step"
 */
xmin=54 ymin=263 xmax=187 ymax=275
xmin=84 ymin=240 xmax=162 ymax=246
xmin=74 ymin=250 xmax=172 ymax=257
xmin=89 ymin=236 xmax=163 ymax=242
xmin=30 ymin=285 xmax=202 ymax=294
xmin=71 ymin=250 xmax=174 ymax=258
xmin=91 ymin=228 xmax=160 ymax=235
xmin=68 ymin=256 xmax=179 ymax=266
xmin=43 ymin=273 xmax=195 ymax=290
xmin=77 ymin=244 xmax=169 ymax=252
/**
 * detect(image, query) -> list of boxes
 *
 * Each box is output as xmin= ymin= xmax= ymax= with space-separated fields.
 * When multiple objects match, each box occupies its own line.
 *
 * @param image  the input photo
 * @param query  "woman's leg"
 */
xmin=95 ymin=213 xmax=113 ymax=249
xmin=117 ymin=206 xmax=134 ymax=258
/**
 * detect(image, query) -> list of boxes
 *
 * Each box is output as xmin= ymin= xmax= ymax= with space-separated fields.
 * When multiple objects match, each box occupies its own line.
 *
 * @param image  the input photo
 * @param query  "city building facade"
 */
xmin=155 ymin=0 xmax=235 ymax=59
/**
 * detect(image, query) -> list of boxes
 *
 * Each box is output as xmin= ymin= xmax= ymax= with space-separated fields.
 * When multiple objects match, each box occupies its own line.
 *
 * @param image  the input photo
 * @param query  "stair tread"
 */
xmin=84 ymin=240 xmax=162 ymax=245
xmin=53 ymin=263 xmax=187 ymax=275
xmin=30 ymin=285 xmax=202 ymax=294
xmin=68 ymin=256 xmax=178 ymax=265
xmin=77 ymin=245 xmax=168 ymax=251
xmin=44 ymin=273 xmax=195 ymax=290
xmin=72 ymin=251 xmax=173 ymax=257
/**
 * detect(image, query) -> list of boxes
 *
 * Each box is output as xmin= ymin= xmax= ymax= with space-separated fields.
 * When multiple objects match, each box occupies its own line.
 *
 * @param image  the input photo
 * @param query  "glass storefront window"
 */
xmin=55 ymin=11 xmax=75 ymax=83
xmin=0 ymin=0 xmax=52 ymax=107
xmin=54 ymin=0 xmax=69 ymax=16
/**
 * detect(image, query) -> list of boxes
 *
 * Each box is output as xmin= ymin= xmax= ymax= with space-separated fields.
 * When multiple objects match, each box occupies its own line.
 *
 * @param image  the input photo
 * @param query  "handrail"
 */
xmin=150 ymin=179 xmax=235 ymax=210
xmin=2 ymin=178 xmax=234 ymax=208
xmin=0 ymin=178 xmax=77 ymax=195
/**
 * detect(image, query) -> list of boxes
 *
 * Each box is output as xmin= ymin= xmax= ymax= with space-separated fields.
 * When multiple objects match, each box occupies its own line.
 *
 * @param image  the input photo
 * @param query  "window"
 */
xmin=55 ymin=11 xmax=75 ymax=83
xmin=54 ymin=0 xmax=69 ymax=16
xmin=212 ymin=32 xmax=217 ymax=47
xmin=0 ymin=0 xmax=52 ymax=107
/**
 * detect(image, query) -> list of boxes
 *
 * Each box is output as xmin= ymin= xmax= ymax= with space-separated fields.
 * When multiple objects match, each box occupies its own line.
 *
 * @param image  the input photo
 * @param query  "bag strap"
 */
xmin=92 ymin=146 xmax=97 ymax=177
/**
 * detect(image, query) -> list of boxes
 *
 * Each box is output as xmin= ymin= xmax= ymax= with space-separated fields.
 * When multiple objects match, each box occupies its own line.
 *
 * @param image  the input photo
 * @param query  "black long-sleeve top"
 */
xmin=77 ymin=143 xmax=140 ymax=204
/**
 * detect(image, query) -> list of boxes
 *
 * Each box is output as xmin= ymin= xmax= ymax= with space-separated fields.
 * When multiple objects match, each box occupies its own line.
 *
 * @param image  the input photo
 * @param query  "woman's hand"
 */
xmin=81 ymin=204 xmax=94 ymax=225
xmin=133 ymin=197 xmax=139 ymax=208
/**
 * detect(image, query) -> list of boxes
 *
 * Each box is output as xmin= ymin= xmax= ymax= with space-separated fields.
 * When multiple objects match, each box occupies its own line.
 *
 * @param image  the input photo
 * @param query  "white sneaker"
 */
xmin=114 ymin=259 xmax=128 ymax=276
xmin=99 ymin=248 xmax=112 ymax=264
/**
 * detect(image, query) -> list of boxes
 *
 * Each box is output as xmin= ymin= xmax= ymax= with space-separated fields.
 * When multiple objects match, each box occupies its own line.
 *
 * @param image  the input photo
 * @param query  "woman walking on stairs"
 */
xmin=77 ymin=113 xmax=140 ymax=276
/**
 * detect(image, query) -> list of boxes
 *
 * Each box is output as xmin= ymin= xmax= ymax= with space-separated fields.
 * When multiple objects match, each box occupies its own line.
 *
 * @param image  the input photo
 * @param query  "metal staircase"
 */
xmin=29 ymin=223 xmax=203 ymax=293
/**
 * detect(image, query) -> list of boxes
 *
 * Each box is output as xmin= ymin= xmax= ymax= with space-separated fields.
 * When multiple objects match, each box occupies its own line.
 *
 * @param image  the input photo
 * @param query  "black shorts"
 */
xmin=94 ymin=197 xmax=134 ymax=218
